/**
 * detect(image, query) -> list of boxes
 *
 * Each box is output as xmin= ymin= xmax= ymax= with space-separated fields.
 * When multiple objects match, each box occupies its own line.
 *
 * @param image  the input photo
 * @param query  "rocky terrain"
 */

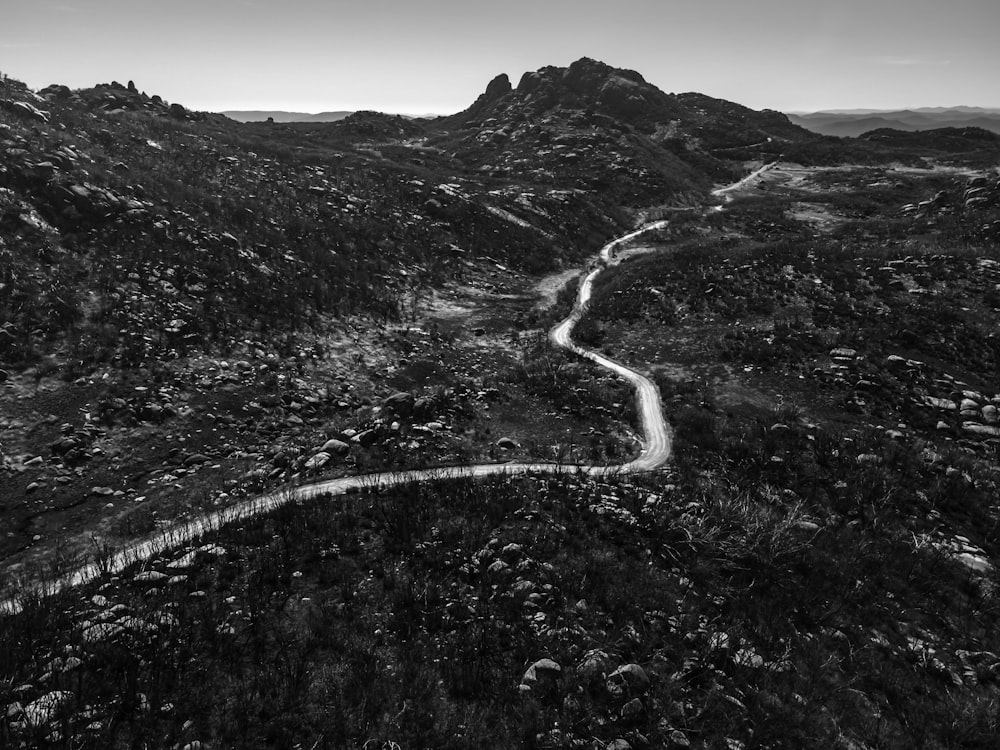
xmin=2 ymin=58 xmax=1000 ymax=748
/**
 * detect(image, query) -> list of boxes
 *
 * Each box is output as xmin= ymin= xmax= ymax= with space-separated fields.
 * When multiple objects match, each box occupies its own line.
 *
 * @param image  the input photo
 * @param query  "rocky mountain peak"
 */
xmin=564 ymin=56 xmax=647 ymax=91
xmin=483 ymin=73 xmax=512 ymax=101
xmin=461 ymin=73 xmax=514 ymax=121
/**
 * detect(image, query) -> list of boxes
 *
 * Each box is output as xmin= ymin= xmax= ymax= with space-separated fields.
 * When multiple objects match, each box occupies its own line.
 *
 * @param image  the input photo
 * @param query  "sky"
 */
xmin=3 ymin=0 xmax=999 ymax=115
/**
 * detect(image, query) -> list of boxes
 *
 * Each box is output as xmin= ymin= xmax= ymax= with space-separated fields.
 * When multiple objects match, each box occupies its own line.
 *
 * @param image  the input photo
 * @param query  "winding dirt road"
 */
xmin=711 ymin=161 xmax=778 ymax=202
xmin=2 ymin=220 xmax=676 ymax=611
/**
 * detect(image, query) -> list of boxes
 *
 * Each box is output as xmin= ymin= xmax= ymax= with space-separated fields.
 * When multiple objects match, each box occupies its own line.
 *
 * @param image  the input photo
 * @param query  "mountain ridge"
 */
xmin=789 ymin=107 xmax=1000 ymax=137
xmin=221 ymin=110 xmax=353 ymax=123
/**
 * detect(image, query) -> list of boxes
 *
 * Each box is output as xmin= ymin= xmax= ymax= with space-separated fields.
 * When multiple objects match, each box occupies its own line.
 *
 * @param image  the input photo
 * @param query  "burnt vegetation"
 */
xmin=3 ymin=59 xmax=1000 ymax=749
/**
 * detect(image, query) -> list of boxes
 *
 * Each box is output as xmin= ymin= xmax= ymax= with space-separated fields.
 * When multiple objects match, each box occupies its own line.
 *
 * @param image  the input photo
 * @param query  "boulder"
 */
xmin=40 ymin=84 xmax=72 ymax=101
xmin=413 ymin=395 xmax=436 ymax=417
xmin=383 ymin=391 xmax=415 ymax=416
xmin=829 ymin=347 xmax=857 ymax=360
xmin=578 ymin=649 xmax=614 ymax=682
xmin=925 ymin=397 xmax=957 ymax=411
xmin=320 ymin=438 xmax=350 ymax=456
xmin=23 ymin=691 xmax=72 ymax=728
xmin=956 ymin=552 xmax=993 ymax=575
xmin=521 ymin=658 xmax=562 ymax=691
xmin=962 ymin=422 xmax=1000 ymax=437
xmin=486 ymin=559 xmax=509 ymax=576
xmin=500 ymin=542 xmax=524 ymax=561
xmin=607 ymin=663 xmax=649 ymax=695
xmin=81 ymin=622 xmax=124 ymax=644
xmin=50 ymin=436 xmax=80 ymax=455
xmin=621 ymin=697 xmax=643 ymax=719
xmin=304 ymin=451 xmax=331 ymax=470
xmin=2 ymin=100 xmax=49 ymax=123
xmin=134 ymin=571 xmax=168 ymax=584
xmin=351 ymin=429 xmax=378 ymax=448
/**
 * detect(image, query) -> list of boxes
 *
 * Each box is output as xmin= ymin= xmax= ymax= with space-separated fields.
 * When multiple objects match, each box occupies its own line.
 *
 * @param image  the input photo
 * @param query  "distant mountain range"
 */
xmin=788 ymin=108 xmax=1000 ymax=138
xmin=221 ymin=110 xmax=443 ymax=123
xmin=222 ymin=110 xmax=353 ymax=123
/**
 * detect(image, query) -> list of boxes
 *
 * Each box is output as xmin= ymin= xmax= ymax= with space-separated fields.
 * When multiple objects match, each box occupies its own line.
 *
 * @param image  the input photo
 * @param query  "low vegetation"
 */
xmin=3 ymin=59 xmax=1000 ymax=748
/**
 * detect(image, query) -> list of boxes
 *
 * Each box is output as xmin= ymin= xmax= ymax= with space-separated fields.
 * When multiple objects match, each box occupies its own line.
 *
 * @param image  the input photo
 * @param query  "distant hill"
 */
xmin=858 ymin=126 xmax=1000 ymax=152
xmin=789 ymin=108 xmax=1000 ymax=137
xmin=222 ymin=110 xmax=353 ymax=123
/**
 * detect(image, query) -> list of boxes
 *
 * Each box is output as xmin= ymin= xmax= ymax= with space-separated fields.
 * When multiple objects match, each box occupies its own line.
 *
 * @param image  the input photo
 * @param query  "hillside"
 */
xmin=4 ymin=60 xmax=1000 ymax=749
xmin=0 ymin=70 xmax=641 ymax=584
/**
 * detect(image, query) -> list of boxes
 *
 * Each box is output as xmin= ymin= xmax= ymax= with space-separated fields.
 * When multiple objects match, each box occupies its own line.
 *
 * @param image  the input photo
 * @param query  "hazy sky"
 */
xmin=4 ymin=0 xmax=998 ymax=114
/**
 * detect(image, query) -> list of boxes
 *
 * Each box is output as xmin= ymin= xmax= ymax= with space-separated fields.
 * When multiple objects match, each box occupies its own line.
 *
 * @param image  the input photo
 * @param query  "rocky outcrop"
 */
xmin=463 ymin=73 xmax=513 ymax=122
xmin=0 ymin=99 xmax=50 ymax=123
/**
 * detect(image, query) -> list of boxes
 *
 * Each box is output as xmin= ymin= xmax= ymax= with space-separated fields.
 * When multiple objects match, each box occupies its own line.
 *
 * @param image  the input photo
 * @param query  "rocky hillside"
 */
xmin=4 ymin=57 xmax=819 ymax=587
xmin=7 ymin=60 xmax=1000 ymax=749
xmin=858 ymin=126 xmax=1000 ymax=158
xmin=427 ymin=58 xmax=825 ymax=203
xmin=0 ymin=75 xmax=634 ymax=370
xmin=0 ymin=69 xmax=639 ymax=585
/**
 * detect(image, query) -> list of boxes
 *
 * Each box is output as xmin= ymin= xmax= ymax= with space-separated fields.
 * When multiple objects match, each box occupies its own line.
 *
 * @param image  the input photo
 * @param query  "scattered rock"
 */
xmin=521 ymin=658 xmax=562 ymax=692
xmin=578 ymin=649 xmax=614 ymax=682
xmin=383 ymin=391 xmax=415 ymax=416
xmin=134 ymin=571 xmax=168 ymax=584
xmin=957 ymin=553 xmax=994 ymax=575
xmin=23 ymin=690 xmax=71 ymax=727
xmin=304 ymin=451 xmax=331 ymax=470
xmin=351 ymin=429 xmax=378 ymax=448
xmin=320 ymin=438 xmax=350 ymax=456
xmin=607 ymin=663 xmax=650 ymax=695
xmin=81 ymin=622 xmax=124 ymax=644
xmin=621 ymin=697 xmax=644 ymax=718
xmin=963 ymin=422 xmax=1000 ymax=437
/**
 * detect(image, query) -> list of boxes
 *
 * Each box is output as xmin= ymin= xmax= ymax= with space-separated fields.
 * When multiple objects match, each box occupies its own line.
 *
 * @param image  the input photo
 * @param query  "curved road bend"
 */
xmin=711 ymin=160 xmax=778 ymax=202
xmin=3 ymin=221 xmax=681 ymax=610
